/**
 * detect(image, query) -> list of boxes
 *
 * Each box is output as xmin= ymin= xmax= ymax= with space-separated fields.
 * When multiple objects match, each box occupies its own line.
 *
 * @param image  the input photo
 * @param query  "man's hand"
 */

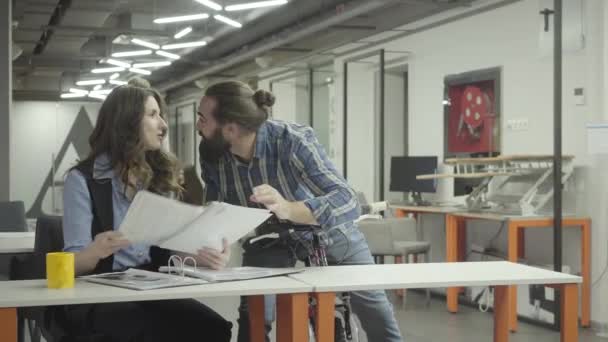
xmin=196 ymin=239 xmax=231 ymax=270
xmin=89 ymin=231 xmax=130 ymax=259
xmin=250 ymin=184 xmax=291 ymax=220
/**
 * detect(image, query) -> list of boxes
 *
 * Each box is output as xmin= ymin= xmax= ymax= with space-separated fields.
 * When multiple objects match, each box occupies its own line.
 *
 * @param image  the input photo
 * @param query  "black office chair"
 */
xmin=9 ymin=215 xmax=63 ymax=342
xmin=0 ymin=200 xmax=27 ymax=232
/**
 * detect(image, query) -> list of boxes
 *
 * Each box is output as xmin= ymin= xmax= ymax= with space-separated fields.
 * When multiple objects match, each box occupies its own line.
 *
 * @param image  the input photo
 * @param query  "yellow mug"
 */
xmin=46 ymin=252 xmax=75 ymax=289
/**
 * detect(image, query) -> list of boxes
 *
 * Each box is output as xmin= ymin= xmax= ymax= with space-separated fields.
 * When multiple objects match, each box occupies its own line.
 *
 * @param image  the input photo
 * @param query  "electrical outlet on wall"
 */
xmin=506 ymin=119 xmax=529 ymax=131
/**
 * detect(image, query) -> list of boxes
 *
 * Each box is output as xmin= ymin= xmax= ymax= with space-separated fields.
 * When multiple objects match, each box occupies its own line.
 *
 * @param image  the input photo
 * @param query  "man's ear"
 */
xmin=222 ymin=122 xmax=240 ymax=141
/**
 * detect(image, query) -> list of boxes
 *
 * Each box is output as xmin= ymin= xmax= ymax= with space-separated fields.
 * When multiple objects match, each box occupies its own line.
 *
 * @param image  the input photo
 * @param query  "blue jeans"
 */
xmin=237 ymin=226 xmax=403 ymax=342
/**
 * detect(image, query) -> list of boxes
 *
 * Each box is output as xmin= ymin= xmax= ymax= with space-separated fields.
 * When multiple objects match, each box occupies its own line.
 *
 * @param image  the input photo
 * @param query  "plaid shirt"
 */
xmin=200 ymin=120 xmax=360 ymax=232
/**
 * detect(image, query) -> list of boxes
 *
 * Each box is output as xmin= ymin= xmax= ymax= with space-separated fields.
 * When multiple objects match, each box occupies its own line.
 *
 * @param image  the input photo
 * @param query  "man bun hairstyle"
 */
xmin=205 ymin=80 xmax=273 ymax=132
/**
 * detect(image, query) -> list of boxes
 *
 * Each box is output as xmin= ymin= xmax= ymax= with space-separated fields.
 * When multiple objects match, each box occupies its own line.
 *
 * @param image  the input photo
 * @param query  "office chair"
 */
xmin=9 ymin=215 xmax=63 ymax=342
xmin=355 ymin=193 xmax=431 ymax=306
xmin=0 ymin=201 xmax=27 ymax=232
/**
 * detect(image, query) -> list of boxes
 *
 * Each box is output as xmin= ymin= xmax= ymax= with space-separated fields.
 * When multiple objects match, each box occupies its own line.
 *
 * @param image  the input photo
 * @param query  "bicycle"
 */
xmin=248 ymin=218 xmax=362 ymax=342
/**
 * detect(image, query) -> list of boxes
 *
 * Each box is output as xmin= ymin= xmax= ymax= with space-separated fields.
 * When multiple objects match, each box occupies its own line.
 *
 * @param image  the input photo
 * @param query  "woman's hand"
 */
xmin=196 ymin=239 xmax=231 ymax=270
xmin=89 ymin=231 xmax=130 ymax=259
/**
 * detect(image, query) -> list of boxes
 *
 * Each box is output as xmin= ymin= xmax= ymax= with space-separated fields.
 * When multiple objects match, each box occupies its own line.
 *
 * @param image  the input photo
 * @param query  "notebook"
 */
xmin=81 ymin=268 xmax=208 ymax=291
xmin=158 ymin=265 xmax=303 ymax=282
xmin=118 ymin=190 xmax=272 ymax=253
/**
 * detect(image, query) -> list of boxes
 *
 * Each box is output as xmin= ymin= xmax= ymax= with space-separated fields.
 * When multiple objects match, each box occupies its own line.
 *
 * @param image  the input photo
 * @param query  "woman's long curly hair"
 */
xmin=74 ymin=85 xmax=181 ymax=196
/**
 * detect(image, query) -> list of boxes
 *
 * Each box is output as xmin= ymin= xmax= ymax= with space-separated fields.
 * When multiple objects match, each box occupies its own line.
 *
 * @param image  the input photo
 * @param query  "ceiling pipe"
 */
xmin=157 ymin=0 xmax=401 ymax=92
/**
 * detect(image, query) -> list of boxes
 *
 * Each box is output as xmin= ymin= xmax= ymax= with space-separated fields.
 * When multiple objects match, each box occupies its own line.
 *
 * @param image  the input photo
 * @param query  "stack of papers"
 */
xmin=118 ymin=191 xmax=272 ymax=253
xmin=82 ymin=268 xmax=208 ymax=291
xmin=158 ymin=266 xmax=303 ymax=282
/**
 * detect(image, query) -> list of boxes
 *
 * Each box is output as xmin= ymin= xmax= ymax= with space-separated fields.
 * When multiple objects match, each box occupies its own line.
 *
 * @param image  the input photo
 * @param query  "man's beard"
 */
xmin=199 ymin=127 xmax=231 ymax=164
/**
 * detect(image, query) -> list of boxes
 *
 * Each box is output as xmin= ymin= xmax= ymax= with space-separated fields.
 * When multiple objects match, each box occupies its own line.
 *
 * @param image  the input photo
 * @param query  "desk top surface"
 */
xmin=0 ymin=276 xmax=312 ymax=308
xmin=0 ymin=232 xmax=35 ymax=254
xmin=389 ymin=205 xmax=588 ymax=222
xmin=288 ymin=261 xmax=581 ymax=293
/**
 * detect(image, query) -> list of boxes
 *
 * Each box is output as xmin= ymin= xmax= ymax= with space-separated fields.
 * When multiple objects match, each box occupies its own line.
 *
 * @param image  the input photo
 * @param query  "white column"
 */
xmin=0 ymin=0 xmax=11 ymax=200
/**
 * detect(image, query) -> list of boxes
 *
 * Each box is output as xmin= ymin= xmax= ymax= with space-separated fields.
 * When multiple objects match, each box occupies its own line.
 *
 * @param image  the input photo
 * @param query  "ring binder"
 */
xmin=167 ymin=254 xmax=198 ymax=278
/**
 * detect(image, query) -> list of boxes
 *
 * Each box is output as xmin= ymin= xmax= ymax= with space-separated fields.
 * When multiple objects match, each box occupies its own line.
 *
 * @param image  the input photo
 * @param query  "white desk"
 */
xmin=0 ymin=276 xmax=314 ymax=342
xmin=289 ymin=261 xmax=581 ymax=342
xmin=0 ymin=232 xmax=35 ymax=254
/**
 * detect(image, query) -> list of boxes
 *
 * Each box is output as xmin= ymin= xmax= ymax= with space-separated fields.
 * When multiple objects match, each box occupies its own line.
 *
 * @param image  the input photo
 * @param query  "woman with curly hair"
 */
xmin=60 ymin=85 xmax=232 ymax=342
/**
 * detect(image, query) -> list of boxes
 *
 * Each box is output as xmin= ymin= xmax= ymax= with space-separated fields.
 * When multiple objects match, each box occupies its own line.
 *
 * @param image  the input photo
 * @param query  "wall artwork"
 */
xmin=444 ymin=68 xmax=501 ymax=158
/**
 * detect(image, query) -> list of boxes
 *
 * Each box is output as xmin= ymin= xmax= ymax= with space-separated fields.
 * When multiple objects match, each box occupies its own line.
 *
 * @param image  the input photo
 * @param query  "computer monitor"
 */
xmin=389 ymin=156 xmax=438 ymax=205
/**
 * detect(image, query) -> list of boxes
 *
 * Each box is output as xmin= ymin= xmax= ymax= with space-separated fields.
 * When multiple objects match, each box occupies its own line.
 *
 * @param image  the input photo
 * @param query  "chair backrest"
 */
xmin=0 ymin=200 xmax=27 ymax=232
xmin=34 ymin=215 xmax=64 ymax=254
xmin=9 ymin=215 xmax=63 ymax=281
xmin=357 ymin=217 xmax=417 ymax=254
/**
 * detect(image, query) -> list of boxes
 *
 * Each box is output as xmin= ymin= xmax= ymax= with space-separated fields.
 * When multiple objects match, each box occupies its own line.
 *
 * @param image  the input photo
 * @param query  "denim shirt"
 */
xmin=62 ymin=154 xmax=151 ymax=270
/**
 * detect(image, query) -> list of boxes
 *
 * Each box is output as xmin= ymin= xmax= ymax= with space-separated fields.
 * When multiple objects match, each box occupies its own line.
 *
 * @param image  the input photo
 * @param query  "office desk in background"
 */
xmin=390 ymin=204 xmax=591 ymax=332
xmin=0 ymin=232 xmax=35 ymax=254
xmin=288 ymin=261 xmax=581 ymax=342
xmin=0 ymin=276 xmax=314 ymax=342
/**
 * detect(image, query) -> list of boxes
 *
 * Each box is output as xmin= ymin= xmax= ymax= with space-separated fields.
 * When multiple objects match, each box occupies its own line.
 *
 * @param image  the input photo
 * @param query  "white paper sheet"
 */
xmin=119 ymin=191 xmax=272 ymax=253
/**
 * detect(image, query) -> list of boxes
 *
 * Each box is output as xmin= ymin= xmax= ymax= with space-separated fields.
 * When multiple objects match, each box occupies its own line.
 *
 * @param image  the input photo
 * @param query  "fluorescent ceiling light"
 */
xmin=111 ymin=50 xmax=152 ymax=57
xmin=93 ymin=85 xmax=102 ymax=91
xmin=88 ymin=93 xmax=107 ymax=100
xmin=75 ymin=79 xmax=106 ymax=86
xmin=91 ymin=67 xmax=125 ymax=74
xmin=61 ymin=92 xmax=86 ymax=99
xmin=225 ymin=0 xmax=287 ymax=11
xmin=153 ymin=13 xmax=209 ymax=24
xmin=161 ymin=41 xmax=207 ymax=50
xmin=132 ymin=61 xmax=172 ymax=68
xmin=155 ymin=50 xmax=181 ymax=60
xmin=105 ymin=58 xmax=131 ymax=68
xmin=69 ymin=87 xmax=89 ymax=95
xmin=109 ymin=79 xmax=127 ymax=86
xmin=90 ymin=89 xmax=113 ymax=95
xmin=109 ymin=73 xmax=120 ymax=80
xmin=174 ymin=26 xmax=193 ymax=39
xmin=214 ymin=15 xmax=242 ymax=28
xmin=129 ymin=68 xmax=152 ymax=75
xmin=194 ymin=0 xmax=222 ymax=11
xmin=131 ymin=38 xmax=160 ymax=50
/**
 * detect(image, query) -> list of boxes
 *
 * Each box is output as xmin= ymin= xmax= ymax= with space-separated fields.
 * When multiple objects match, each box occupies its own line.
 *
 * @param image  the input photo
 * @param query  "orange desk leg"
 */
xmin=493 ymin=286 xmax=509 ymax=342
xmin=457 ymin=217 xmax=467 ymax=294
xmin=580 ymin=219 xmax=591 ymax=327
xmin=276 ymin=293 xmax=309 ymax=342
xmin=249 ymin=296 xmax=266 ymax=342
xmin=507 ymin=222 xmax=519 ymax=332
xmin=517 ymin=228 xmax=525 ymax=259
xmin=560 ymin=284 xmax=579 ymax=342
xmin=0 ymin=308 xmax=17 ymax=342
xmin=446 ymin=214 xmax=459 ymax=313
xmin=314 ymin=292 xmax=336 ymax=342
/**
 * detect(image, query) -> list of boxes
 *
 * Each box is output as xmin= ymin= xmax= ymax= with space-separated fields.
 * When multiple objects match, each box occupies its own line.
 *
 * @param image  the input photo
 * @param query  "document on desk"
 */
xmin=158 ymin=266 xmax=303 ymax=282
xmin=119 ymin=191 xmax=272 ymax=253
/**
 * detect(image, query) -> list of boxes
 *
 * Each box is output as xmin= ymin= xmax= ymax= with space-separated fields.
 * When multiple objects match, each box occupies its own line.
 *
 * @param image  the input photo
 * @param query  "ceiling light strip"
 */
xmin=111 ymin=50 xmax=152 ymax=57
xmin=75 ymin=79 xmax=106 ymax=86
xmin=174 ymin=26 xmax=193 ymax=39
xmin=61 ymin=93 xmax=86 ymax=99
xmin=131 ymin=38 xmax=160 ymax=50
xmin=155 ymin=50 xmax=181 ymax=59
xmin=132 ymin=61 xmax=172 ymax=68
xmin=91 ymin=67 xmax=125 ymax=74
xmin=105 ymin=59 xmax=131 ymax=68
xmin=129 ymin=68 xmax=152 ymax=75
xmin=225 ymin=0 xmax=287 ymax=11
xmin=194 ymin=0 xmax=222 ymax=11
xmin=214 ymin=15 xmax=242 ymax=28
xmin=109 ymin=79 xmax=128 ymax=86
xmin=153 ymin=13 xmax=209 ymax=24
xmin=161 ymin=41 xmax=207 ymax=50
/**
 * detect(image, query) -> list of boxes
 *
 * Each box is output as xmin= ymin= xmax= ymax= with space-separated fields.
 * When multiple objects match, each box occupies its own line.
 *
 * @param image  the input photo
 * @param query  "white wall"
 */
xmin=10 ymin=101 xmax=101 ymax=217
xmin=331 ymin=0 xmax=608 ymax=325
